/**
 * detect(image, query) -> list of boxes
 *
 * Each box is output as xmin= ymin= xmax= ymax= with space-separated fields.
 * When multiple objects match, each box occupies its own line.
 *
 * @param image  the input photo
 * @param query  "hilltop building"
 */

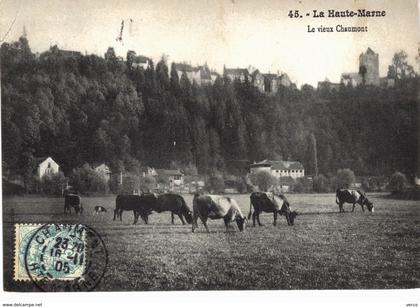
xmin=359 ymin=47 xmax=380 ymax=86
xmin=251 ymin=70 xmax=265 ymax=92
xmin=224 ymin=67 xmax=249 ymax=82
xmin=318 ymin=79 xmax=341 ymax=91
xmin=173 ymin=63 xmax=217 ymax=85
xmin=224 ymin=66 xmax=293 ymax=94
xmin=339 ymin=48 xmax=395 ymax=88
xmin=132 ymin=55 xmax=151 ymax=70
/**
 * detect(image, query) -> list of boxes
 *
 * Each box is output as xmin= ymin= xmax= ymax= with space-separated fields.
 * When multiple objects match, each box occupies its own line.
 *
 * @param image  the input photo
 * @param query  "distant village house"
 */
xmin=250 ymin=159 xmax=305 ymax=192
xmin=37 ymin=157 xmax=59 ymax=179
xmin=155 ymin=169 xmax=184 ymax=190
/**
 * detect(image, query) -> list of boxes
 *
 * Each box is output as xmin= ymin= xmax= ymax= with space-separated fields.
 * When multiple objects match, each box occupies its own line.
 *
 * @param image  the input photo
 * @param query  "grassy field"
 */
xmin=3 ymin=193 xmax=420 ymax=291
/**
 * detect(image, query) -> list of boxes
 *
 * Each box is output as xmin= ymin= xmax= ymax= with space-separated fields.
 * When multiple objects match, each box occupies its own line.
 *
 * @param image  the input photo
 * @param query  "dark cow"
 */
xmin=94 ymin=206 xmax=107 ymax=214
xmin=64 ymin=194 xmax=83 ymax=214
xmin=336 ymin=189 xmax=374 ymax=213
xmin=154 ymin=194 xmax=192 ymax=225
xmin=192 ymin=194 xmax=247 ymax=233
xmin=113 ymin=194 xmax=154 ymax=224
xmin=248 ymin=192 xmax=297 ymax=226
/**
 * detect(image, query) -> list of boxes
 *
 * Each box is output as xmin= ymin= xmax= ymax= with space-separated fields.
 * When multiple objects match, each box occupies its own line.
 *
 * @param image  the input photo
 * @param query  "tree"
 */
xmin=41 ymin=172 xmax=67 ymax=195
xmin=250 ymin=171 xmax=275 ymax=192
xmin=388 ymin=51 xmax=416 ymax=80
xmin=120 ymin=173 xmax=141 ymax=194
xmin=141 ymin=175 xmax=156 ymax=192
xmin=336 ymin=168 xmax=356 ymax=189
xmin=313 ymin=174 xmax=329 ymax=193
xmin=388 ymin=172 xmax=407 ymax=193
xmin=70 ymin=164 xmax=108 ymax=194
xmin=310 ymin=133 xmax=318 ymax=176
xmin=205 ymin=175 xmax=225 ymax=193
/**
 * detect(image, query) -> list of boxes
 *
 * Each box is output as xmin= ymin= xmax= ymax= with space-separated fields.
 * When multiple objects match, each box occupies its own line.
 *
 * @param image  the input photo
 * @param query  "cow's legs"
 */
xmin=200 ymin=216 xmax=209 ymax=233
xmin=171 ymin=212 xmax=175 ymax=224
xmin=285 ymin=213 xmax=291 ymax=226
xmin=256 ymin=212 xmax=263 ymax=226
xmin=113 ymin=209 xmax=117 ymax=221
xmin=192 ymin=213 xmax=199 ymax=232
xmin=178 ymin=214 xmax=186 ymax=225
xmin=360 ymin=204 xmax=365 ymax=212
xmin=133 ymin=211 xmax=141 ymax=225
xmin=140 ymin=214 xmax=149 ymax=224
xmin=352 ymin=203 xmax=356 ymax=212
xmin=223 ymin=217 xmax=230 ymax=232
xmin=339 ymin=203 xmax=344 ymax=213
xmin=273 ymin=211 xmax=278 ymax=226
xmin=251 ymin=212 xmax=257 ymax=227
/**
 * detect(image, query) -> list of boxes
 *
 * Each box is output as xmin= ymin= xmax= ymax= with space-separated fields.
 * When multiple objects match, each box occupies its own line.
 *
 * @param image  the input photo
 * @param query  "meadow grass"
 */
xmin=3 ymin=193 xmax=419 ymax=290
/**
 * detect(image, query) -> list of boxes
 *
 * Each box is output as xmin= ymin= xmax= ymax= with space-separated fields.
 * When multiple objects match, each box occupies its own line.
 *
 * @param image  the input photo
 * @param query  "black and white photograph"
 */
xmin=0 ymin=0 xmax=419 ymax=305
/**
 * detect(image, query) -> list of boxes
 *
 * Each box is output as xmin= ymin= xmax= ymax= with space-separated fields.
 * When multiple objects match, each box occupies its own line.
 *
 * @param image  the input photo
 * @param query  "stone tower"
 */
xmin=359 ymin=47 xmax=379 ymax=86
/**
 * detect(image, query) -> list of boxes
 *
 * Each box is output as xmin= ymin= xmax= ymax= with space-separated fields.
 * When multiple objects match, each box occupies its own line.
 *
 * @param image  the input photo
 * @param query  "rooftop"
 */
xmin=155 ymin=169 xmax=183 ymax=176
xmin=251 ymin=159 xmax=304 ymax=170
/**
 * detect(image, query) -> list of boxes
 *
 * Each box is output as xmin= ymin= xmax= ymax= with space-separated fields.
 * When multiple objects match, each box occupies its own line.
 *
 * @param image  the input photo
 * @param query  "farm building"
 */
xmin=141 ymin=166 xmax=157 ymax=177
xmin=250 ymin=159 xmax=305 ymax=179
xmin=93 ymin=163 xmax=111 ymax=182
xmin=36 ymin=157 xmax=59 ymax=179
xmin=155 ymin=169 xmax=184 ymax=190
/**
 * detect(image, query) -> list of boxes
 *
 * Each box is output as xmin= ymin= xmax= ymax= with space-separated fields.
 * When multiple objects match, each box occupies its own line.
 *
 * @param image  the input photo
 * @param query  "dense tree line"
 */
xmin=1 ymin=37 xmax=418 ymax=190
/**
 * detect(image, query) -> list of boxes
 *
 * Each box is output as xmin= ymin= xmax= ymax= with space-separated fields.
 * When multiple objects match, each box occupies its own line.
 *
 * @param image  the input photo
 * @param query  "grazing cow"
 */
xmin=64 ymin=194 xmax=83 ymax=214
xmin=192 ymin=194 xmax=247 ymax=233
xmin=94 ymin=206 xmax=107 ymax=214
xmin=154 ymin=194 xmax=193 ymax=225
xmin=113 ymin=194 xmax=154 ymax=224
xmin=336 ymin=189 xmax=374 ymax=213
xmin=248 ymin=192 xmax=297 ymax=226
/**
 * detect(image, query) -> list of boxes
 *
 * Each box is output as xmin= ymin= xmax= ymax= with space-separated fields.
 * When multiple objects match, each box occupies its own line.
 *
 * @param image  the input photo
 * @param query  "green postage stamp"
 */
xmin=14 ymin=224 xmax=86 ymax=281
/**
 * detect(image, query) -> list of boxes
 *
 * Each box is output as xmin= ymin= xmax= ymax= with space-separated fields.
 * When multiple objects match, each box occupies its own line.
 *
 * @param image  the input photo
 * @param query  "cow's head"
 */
xmin=184 ymin=210 xmax=193 ymax=224
xmin=236 ymin=216 xmax=247 ymax=232
xmin=364 ymin=199 xmax=374 ymax=212
xmin=289 ymin=210 xmax=298 ymax=225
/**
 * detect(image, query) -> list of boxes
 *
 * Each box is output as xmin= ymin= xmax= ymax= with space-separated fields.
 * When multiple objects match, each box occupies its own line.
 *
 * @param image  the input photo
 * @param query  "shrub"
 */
xmin=388 ymin=172 xmax=408 ymax=193
xmin=141 ymin=175 xmax=156 ymax=192
xmin=336 ymin=168 xmax=355 ymax=189
xmin=70 ymin=164 xmax=108 ymax=195
xmin=234 ymin=178 xmax=248 ymax=193
xmin=313 ymin=174 xmax=329 ymax=193
xmin=41 ymin=172 xmax=68 ymax=195
xmin=250 ymin=171 xmax=275 ymax=192
xmin=293 ymin=177 xmax=312 ymax=193
xmin=205 ymin=175 xmax=225 ymax=193
xmin=120 ymin=173 xmax=141 ymax=194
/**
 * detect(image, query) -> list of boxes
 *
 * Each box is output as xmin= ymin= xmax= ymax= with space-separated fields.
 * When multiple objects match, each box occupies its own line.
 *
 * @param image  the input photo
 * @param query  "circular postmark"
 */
xmin=24 ymin=224 xmax=108 ymax=292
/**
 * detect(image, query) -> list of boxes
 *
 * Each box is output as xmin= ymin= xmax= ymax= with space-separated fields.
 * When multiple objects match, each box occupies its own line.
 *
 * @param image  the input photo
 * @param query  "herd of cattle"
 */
xmin=63 ymin=189 xmax=375 ymax=232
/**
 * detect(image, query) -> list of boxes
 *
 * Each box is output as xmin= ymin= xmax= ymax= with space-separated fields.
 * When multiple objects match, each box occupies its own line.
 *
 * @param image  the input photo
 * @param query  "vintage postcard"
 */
xmin=0 ymin=0 xmax=419 ymax=305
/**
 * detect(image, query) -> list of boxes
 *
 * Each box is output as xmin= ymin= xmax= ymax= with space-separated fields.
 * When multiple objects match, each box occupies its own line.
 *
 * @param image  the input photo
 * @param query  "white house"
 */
xmin=37 ymin=157 xmax=59 ymax=179
xmin=250 ymin=159 xmax=305 ymax=179
xmin=249 ymin=159 xmax=304 ymax=193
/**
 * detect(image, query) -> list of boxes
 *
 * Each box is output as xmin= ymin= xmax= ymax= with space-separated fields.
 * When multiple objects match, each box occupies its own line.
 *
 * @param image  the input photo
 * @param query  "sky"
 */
xmin=0 ymin=0 xmax=419 ymax=86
